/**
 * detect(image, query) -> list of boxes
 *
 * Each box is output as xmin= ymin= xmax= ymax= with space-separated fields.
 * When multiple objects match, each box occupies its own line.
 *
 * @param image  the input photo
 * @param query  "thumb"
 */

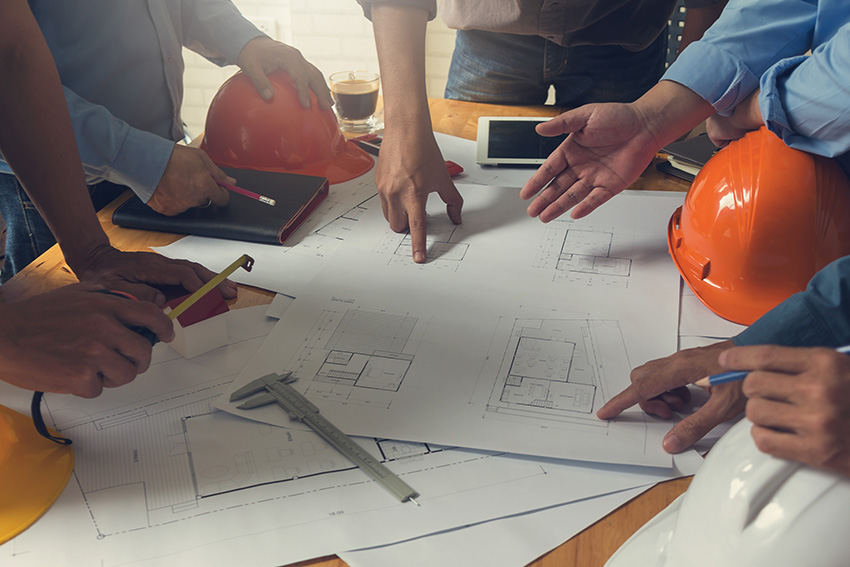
xmin=662 ymin=399 xmax=733 ymax=454
xmin=536 ymin=108 xmax=590 ymax=137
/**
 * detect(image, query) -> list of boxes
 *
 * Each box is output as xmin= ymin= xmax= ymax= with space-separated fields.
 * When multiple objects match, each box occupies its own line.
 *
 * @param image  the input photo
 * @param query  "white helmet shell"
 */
xmin=605 ymin=418 xmax=850 ymax=567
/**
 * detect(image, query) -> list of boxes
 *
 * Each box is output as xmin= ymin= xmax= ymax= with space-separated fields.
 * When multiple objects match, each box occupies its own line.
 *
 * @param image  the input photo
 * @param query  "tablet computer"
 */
xmin=475 ymin=116 xmax=567 ymax=165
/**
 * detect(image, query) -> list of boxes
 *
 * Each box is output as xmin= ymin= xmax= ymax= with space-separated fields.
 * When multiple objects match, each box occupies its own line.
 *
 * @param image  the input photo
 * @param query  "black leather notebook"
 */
xmin=112 ymin=168 xmax=329 ymax=245
xmin=656 ymin=133 xmax=720 ymax=182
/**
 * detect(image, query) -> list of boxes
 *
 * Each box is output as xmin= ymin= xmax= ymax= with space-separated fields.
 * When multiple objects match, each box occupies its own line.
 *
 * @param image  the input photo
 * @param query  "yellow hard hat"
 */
xmin=0 ymin=404 xmax=74 ymax=544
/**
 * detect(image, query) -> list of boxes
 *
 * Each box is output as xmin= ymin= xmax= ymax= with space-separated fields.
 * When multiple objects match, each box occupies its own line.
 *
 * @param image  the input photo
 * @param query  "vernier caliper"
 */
xmin=230 ymin=372 xmax=419 ymax=505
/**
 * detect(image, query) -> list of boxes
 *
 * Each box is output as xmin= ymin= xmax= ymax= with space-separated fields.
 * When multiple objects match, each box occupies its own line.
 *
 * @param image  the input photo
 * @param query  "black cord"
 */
xmin=30 ymin=391 xmax=72 ymax=445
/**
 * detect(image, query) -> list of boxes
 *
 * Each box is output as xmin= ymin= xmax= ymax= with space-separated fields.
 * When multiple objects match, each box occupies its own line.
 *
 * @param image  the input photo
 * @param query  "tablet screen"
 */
xmin=487 ymin=120 xmax=567 ymax=159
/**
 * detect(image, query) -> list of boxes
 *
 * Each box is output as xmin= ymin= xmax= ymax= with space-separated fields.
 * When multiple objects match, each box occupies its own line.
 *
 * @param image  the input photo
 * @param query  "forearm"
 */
xmin=631 ymin=80 xmax=716 ymax=149
xmin=371 ymin=3 xmax=432 ymax=133
xmin=0 ymin=1 xmax=109 ymax=269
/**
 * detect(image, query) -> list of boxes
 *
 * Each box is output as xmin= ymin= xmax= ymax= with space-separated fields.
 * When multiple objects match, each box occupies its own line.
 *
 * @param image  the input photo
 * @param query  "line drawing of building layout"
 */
xmin=481 ymin=317 xmax=626 ymax=433
xmin=373 ymin=215 xmax=470 ymax=271
xmin=288 ymin=308 xmax=424 ymax=409
xmin=11 ymin=308 xmax=665 ymax=567
xmin=314 ymin=194 xmax=377 ymax=241
xmin=533 ymin=220 xmax=633 ymax=287
xmin=29 ymin=314 xmax=517 ymax=552
xmin=53 ymin=383 xmax=440 ymax=540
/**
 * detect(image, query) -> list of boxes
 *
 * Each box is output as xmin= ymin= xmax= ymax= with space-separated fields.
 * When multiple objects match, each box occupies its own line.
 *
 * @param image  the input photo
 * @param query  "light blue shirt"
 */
xmin=664 ymin=0 xmax=850 ymax=162
xmin=0 ymin=1 xmax=263 ymax=202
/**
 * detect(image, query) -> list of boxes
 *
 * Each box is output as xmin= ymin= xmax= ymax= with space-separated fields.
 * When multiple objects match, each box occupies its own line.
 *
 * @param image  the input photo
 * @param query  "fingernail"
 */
xmin=261 ymin=88 xmax=273 ymax=100
xmin=413 ymin=251 xmax=425 ymax=263
xmin=663 ymin=433 xmax=684 ymax=454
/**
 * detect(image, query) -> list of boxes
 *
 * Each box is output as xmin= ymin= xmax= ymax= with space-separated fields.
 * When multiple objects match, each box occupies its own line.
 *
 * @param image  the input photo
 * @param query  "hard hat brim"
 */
xmin=0 ymin=405 xmax=74 ymax=544
xmin=279 ymin=139 xmax=374 ymax=185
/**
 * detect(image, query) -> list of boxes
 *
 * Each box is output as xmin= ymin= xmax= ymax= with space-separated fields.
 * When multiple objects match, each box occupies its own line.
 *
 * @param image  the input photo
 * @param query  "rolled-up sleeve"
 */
xmin=662 ymin=0 xmax=817 ymax=115
xmin=759 ymin=23 xmax=850 ymax=157
xmin=356 ymin=0 xmax=437 ymax=21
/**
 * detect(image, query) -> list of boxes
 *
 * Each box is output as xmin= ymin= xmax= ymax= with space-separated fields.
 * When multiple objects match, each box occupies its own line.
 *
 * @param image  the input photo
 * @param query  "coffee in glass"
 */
xmin=329 ymin=70 xmax=381 ymax=133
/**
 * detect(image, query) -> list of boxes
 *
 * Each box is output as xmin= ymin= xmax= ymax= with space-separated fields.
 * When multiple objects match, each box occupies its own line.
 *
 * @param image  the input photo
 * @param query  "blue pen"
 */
xmin=694 ymin=344 xmax=850 ymax=387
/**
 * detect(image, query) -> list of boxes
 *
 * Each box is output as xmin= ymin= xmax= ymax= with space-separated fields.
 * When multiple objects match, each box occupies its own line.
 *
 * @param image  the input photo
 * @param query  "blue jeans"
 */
xmin=0 ymin=173 xmax=126 ymax=282
xmin=444 ymin=29 xmax=667 ymax=106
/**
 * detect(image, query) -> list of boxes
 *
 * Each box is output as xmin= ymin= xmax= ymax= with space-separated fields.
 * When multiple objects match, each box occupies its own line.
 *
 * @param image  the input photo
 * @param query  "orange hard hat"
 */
xmin=668 ymin=126 xmax=850 ymax=325
xmin=201 ymin=70 xmax=373 ymax=184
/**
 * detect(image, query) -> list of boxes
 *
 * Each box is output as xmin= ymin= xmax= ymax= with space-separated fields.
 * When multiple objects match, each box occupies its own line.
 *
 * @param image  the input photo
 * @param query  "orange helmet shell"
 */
xmin=201 ymin=70 xmax=373 ymax=184
xmin=668 ymin=127 xmax=850 ymax=325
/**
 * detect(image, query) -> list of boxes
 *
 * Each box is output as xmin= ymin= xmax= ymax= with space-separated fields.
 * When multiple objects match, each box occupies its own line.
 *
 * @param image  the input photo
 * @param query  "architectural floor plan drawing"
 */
xmin=313 ymin=194 xmax=377 ymax=241
xmin=483 ymin=318 xmax=625 ymax=432
xmin=4 ymin=306 xmax=687 ymax=567
xmin=373 ymin=214 xmax=470 ymax=271
xmin=287 ymin=308 xmax=424 ymax=409
xmin=534 ymin=220 xmax=634 ymax=287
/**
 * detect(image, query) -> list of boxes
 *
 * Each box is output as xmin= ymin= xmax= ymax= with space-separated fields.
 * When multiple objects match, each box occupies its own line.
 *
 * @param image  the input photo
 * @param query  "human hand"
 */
xmin=148 ymin=145 xmax=232 ymax=215
xmin=519 ymin=103 xmax=662 ymax=221
xmin=376 ymin=129 xmax=463 ymax=263
xmin=71 ymin=243 xmax=238 ymax=306
xmin=597 ymin=340 xmax=746 ymax=453
xmin=724 ymin=345 xmax=850 ymax=478
xmin=705 ymin=89 xmax=763 ymax=147
xmin=0 ymin=283 xmax=175 ymax=398
xmin=237 ymin=36 xmax=332 ymax=109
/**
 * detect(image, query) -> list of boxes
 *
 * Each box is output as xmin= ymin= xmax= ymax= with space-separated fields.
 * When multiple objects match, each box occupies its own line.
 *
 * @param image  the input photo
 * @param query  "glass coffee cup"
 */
xmin=329 ymin=70 xmax=381 ymax=133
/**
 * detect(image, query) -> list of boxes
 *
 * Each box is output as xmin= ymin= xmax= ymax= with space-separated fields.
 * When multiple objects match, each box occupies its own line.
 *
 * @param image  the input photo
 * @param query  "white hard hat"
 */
xmin=605 ymin=417 xmax=850 ymax=567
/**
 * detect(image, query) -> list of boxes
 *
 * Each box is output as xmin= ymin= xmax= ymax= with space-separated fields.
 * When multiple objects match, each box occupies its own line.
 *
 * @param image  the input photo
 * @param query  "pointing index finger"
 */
xmin=408 ymin=208 xmax=428 ymax=264
xmin=597 ymin=384 xmax=642 ymax=420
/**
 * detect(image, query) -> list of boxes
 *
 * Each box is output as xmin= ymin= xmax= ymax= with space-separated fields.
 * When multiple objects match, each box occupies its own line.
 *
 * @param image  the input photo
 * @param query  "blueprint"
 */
xmin=217 ymin=187 xmax=685 ymax=467
xmin=1 ymin=306 xmax=692 ymax=567
xmin=156 ymin=133 xmax=549 ymax=294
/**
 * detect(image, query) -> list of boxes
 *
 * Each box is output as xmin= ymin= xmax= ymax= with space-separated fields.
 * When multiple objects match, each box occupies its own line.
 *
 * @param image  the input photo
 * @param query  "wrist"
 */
xmin=634 ymin=81 xmax=715 ymax=148
xmin=59 ymin=236 xmax=112 ymax=275
xmin=730 ymin=90 xmax=764 ymax=131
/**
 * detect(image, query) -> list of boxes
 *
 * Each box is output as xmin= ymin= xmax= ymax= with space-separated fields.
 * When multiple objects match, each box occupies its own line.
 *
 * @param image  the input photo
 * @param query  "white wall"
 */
xmin=181 ymin=1 xmax=457 ymax=137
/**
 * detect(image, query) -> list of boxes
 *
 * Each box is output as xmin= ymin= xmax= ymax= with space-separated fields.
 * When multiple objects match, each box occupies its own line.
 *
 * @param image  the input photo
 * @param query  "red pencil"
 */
xmin=215 ymin=180 xmax=276 ymax=206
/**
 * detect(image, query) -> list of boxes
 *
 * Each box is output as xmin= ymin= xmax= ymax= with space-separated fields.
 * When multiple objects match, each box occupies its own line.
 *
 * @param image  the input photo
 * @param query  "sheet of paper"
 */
xmin=340 ymin=449 xmax=703 ymax=567
xmin=678 ymin=283 xmax=747 ymax=339
xmin=1 ymin=306 xmax=691 ymax=567
xmin=218 ymin=188 xmax=685 ymax=467
xmin=341 ymin=487 xmax=648 ymax=567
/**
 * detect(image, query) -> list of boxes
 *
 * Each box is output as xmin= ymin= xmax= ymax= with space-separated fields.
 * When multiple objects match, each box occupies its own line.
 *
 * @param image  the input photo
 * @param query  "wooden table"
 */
xmin=0 ymin=99 xmax=692 ymax=567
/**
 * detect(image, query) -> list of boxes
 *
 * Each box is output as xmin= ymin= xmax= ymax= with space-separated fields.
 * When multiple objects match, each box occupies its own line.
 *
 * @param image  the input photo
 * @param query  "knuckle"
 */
xmin=744 ymin=399 xmax=766 ymax=421
xmin=751 ymin=429 xmax=775 ymax=455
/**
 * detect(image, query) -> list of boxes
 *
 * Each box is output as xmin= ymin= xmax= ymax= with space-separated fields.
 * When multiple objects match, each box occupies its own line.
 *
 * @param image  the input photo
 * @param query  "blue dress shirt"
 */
xmin=664 ymin=0 xmax=850 ymax=161
xmin=1 ymin=1 xmax=263 ymax=202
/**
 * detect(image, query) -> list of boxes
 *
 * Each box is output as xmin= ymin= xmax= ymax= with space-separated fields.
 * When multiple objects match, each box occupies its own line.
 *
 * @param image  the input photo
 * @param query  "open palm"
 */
xmin=520 ymin=103 xmax=662 ymax=221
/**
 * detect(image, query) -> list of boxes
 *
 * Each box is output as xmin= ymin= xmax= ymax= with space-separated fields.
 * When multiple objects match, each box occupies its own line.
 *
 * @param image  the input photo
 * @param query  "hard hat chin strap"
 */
xmin=30 ymin=392 xmax=71 ymax=445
